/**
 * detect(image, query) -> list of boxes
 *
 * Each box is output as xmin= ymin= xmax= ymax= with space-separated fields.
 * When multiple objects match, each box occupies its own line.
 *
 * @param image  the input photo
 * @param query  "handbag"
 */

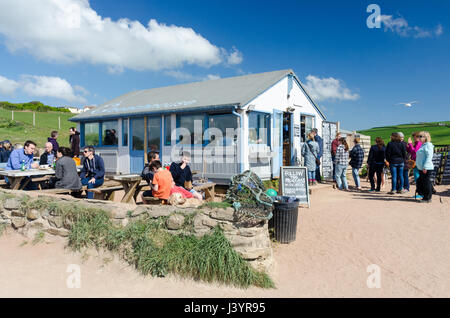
xmin=307 ymin=141 xmax=320 ymax=166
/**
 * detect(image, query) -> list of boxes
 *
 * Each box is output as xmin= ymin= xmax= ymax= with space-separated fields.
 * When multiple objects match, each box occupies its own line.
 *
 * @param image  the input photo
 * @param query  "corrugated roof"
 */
xmin=71 ymin=69 xmax=322 ymax=121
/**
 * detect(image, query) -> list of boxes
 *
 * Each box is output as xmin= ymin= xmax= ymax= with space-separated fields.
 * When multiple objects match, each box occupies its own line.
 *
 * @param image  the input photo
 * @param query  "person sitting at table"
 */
xmin=141 ymin=151 xmax=159 ymax=204
xmin=39 ymin=142 xmax=56 ymax=166
xmin=169 ymin=152 xmax=203 ymax=201
xmin=80 ymin=146 xmax=105 ymax=199
xmin=150 ymin=160 xmax=197 ymax=203
xmin=48 ymin=147 xmax=82 ymax=192
xmin=5 ymin=140 xmax=39 ymax=190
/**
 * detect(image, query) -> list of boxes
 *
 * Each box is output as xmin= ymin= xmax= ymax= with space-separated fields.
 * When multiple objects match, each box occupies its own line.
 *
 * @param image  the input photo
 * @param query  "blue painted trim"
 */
xmin=163 ymin=115 xmax=171 ymax=146
xmin=69 ymin=105 xmax=237 ymax=122
xmin=290 ymin=113 xmax=295 ymax=165
xmin=80 ymin=122 xmax=85 ymax=147
xmin=122 ymin=118 xmax=129 ymax=147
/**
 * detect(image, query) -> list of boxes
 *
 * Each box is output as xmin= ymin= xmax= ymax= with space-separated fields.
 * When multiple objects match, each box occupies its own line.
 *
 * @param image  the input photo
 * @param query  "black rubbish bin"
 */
xmin=269 ymin=196 xmax=300 ymax=243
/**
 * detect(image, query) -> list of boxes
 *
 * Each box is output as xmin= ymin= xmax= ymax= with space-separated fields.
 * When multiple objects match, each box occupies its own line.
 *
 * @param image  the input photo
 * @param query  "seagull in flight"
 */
xmin=396 ymin=101 xmax=419 ymax=107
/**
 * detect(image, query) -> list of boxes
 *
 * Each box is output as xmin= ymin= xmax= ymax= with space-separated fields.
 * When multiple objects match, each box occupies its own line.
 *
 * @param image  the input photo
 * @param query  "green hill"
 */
xmin=358 ymin=121 xmax=450 ymax=147
xmin=0 ymin=108 xmax=75 ymax=148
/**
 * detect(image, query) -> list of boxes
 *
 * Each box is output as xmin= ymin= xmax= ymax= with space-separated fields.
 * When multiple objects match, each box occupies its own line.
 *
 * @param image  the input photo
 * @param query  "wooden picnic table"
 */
xmin=0 ymin=166 xmax=83 ymax=190
xmin=112 ymin=174 xmax=143 ymax=204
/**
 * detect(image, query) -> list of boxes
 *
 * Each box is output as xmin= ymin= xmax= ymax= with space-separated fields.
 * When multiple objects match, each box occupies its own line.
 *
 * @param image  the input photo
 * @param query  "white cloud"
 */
xmin=0 ymin=75 xmax=19 ymax=95
xmin=377 ymin=14 xmax=443 ymax=38
xmin=226 ymin=47 xmax=243 ymax=65
xmin=304 ymin=75 xmax=359 ymax=101
xmin=20 ymin=75 xmax=87 ymax=103
xmin=204 ymin=74 xmax=221 ymax=81
xmin=164 ymin=71 xmax=221 ymax=82
xmin=0 ymin=0 xmax=242 ymax=72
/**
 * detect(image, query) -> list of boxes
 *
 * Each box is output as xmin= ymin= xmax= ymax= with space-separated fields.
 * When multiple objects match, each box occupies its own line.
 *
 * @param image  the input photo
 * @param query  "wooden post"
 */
xmin=11 ymin=110 xmax=14 ymax=121
xmin=58 ymin=116 xmax=61 ymax=129
xmin=33 ymin=112 xmax=35 ymax=127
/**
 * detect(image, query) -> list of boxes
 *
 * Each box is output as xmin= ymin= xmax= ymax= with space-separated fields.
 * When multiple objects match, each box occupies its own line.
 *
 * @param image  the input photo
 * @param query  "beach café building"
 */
xmin=70 ymin=69 xmax=327 ymax=184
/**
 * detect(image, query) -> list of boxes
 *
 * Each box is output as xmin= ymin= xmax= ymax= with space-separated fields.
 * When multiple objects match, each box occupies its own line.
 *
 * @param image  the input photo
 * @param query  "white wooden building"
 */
xmin=70 ymin=69 xmax=327 ymax=183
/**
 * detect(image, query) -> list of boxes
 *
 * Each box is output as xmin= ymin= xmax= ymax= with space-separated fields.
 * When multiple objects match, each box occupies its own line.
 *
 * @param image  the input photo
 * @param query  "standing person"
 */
xmin=80 ymin=146 xmax=105 ymax=199
xmin=69 ymin=127 xmax=81 ymax=157
xmin=39 ymin=142 xmax=56 ymax=166
xmin=349 ymin=137 xmax=365 ymax=190
xmin=48 ymin=131 xmax=59 ymax=153
xmin=397 ymin=132 xmax=410 ymax=192
xmin=141 ymin=151 xmax=160 ymax=204
xmin=385 ymin=132 xmax=407 ymax=194
xmin=367 ymin=137 xmax=386 ymax=192
xmin=51 ymin=147 xmax=82 ymax=191
xmin=415 ymin=131 xmax=434 ymax=203
xmin=5 ymin=140 xmax=39 ymax=190
xmin=311 ymin=128 xmax=323 ymax=183
xmin=334 ymin=137 xmax=349 ymax=191
xmin=331 ymin=132 xmax=341 ymax=182
xmin=407 ymin=132 xmax=422 ymax=183
xmin=301 ymin=132 xmax=319 ymax=186
xmin=170 ymin=152 xmax=203 ymax=200
xmin=0 ymin=141 xmax=12 ymax=163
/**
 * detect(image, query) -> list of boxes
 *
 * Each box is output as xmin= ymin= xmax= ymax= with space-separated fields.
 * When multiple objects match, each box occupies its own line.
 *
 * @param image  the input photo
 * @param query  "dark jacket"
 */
xmin=169 ymin=162 xmax=193 ymax=188
xmin=141 ymin=164 xmax=154 ymax=185
xmin=80 ymin=154 xmax=105 ymax=180
xmin=0 ymin=149 xmax=11 ymax=163
xmin=314 ymin=135 xmax=324 ymax=158
xmin=39 ymin=151 xmax=56 ymax=165
xmin=367 ymin=145 xmax=386 ymax=166
xmin=48 ymin=137 xmax=59 ymax=153
xmin=69 ymin=131 xmax=80 ymax=157
xmin=385 ymin=141 xmax=407 ymax=165
xmin=55 ymin=156 xmax=82 ymax=190
xmin=349 ymin=144 xmax=365 ymax=169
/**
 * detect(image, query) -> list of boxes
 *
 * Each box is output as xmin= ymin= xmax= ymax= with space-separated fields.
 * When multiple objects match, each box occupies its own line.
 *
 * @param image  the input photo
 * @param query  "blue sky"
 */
xmin=0 ymin=0 xmax=449 ymax=130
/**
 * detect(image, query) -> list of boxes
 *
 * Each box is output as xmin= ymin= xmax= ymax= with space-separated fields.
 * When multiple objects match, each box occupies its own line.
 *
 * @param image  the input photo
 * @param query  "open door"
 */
xmin=282 ymin=112 xmax=292 ymax=166
xmin=272 ymin=110 xmax=283 ymax=178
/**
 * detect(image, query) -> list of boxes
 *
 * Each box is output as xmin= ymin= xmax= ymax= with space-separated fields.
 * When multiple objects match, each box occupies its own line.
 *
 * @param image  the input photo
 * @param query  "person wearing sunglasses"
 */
xmin=415 ymin=131 xmax=434 ymax=203
xmin=79 ymin=146 xmax=105 ymax=199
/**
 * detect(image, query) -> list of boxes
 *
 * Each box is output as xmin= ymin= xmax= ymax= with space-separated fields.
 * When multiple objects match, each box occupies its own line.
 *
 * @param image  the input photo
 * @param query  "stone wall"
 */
xmin=0 ymin=189 xmax=273 ymax=273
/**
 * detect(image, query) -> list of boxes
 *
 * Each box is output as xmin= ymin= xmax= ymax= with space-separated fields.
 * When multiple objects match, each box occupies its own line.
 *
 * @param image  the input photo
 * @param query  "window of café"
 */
xmin=248 ymin=112 xmax=270 ymax=145
xmin=300 ymin=115 xmax=314 ymax=143
xmin=147 ymin=117 xmax=161 ymax=152
xmin=177 ymin=114 xmax=205 ymax=145
xmin=84 ymin=122 xmax=99 ymax=146
xmin=102 ymin=120 xmax=118 ymax=146
xmin=208 ymin=114 xmax=238 ymax=146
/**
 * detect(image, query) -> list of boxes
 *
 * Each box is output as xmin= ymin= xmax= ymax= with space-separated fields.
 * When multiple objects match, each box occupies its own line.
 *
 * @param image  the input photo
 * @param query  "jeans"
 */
xmin=352 ymin=168 xmax=360 ymax=188
xmin=399 ymin=168 xmax=410 ymax=191
xmin=335 ymin=164 xmax=348 ymax=190
xmin=315 ymin=156 xmax=321 ymax=181
xmin=308 ymin=170 xmax=316 ymax=181
xmin=81 ymin=177 xmax=104 ymax=199
xmin=413 ymin=167 xmax=420 ymax=183
xmin=390 ymin=163 xmax=404 ymax=192
xmin=369 ymin=163 xmax=384 ymax=191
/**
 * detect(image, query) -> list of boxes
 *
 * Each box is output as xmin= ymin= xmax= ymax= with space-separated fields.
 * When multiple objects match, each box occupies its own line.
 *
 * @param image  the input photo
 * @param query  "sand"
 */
xmin=1 ymin=181 xmax=449 ymax=298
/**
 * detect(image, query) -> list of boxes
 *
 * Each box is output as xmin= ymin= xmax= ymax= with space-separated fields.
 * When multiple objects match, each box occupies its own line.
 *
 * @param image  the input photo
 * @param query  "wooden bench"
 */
xmin=86 ymin=185 xmax=124 ymax=201
xmin=193 ymin=182 xmax=216 ymax=201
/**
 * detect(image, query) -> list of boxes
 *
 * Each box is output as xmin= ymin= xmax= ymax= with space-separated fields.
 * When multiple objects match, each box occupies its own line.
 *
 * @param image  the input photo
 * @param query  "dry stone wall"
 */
xmin=0 ymin=189 xmax=273 ymax=273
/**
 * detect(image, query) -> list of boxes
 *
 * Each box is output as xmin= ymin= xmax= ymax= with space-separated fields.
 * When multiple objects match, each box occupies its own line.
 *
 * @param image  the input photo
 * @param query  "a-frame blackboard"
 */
xmin=280 ymin=166 xmax=310 ymax=207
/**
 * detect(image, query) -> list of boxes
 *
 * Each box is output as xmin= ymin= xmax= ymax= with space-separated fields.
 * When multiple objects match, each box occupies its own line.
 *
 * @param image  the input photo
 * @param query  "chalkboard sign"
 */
xmin=280 ymin=166 xmax=310 ymax=206
xmin=429 ymin=153 xmax=443 ymax=185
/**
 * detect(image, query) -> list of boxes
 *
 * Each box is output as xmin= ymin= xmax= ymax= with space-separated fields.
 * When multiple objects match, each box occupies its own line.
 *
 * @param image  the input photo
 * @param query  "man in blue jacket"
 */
xmin=312 ymin=128 xmax=323 ymax=183
xmin=6 ymin=140 xmax=40 ymax=190
xmin=80 ymin=146 xmax=105 ymax=199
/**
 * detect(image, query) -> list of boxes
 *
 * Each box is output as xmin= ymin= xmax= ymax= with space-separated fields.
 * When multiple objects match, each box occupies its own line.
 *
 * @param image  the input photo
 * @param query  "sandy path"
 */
xmin=1 ymin=181 xmax=449 ymax=298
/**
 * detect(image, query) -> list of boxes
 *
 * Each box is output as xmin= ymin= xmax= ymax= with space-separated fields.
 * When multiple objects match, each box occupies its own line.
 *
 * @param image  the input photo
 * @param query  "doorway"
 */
xmin=282 ymin=112 xmax=292 ymax=166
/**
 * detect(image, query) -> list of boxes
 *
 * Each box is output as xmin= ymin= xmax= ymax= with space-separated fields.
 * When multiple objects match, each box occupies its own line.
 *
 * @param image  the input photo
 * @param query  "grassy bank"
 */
xmin=0 ymin=108 xmax=74 ymax=147
xmin=358 ymin=121 xmax=450 ymax=146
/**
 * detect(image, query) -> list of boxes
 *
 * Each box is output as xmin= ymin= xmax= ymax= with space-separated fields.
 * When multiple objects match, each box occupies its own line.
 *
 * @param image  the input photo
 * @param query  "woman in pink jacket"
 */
xmin=407 ymin=132 xmax=422 ymax=186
